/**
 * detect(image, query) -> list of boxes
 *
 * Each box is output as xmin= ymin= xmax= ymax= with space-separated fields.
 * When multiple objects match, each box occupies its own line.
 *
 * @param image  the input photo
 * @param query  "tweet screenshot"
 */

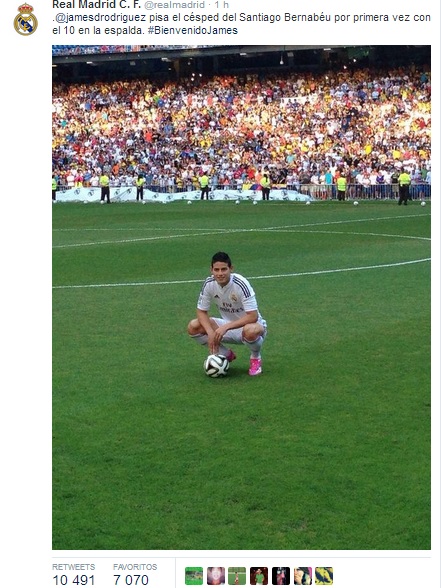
xmin=5 ymin=0 xmax=439 ymax=586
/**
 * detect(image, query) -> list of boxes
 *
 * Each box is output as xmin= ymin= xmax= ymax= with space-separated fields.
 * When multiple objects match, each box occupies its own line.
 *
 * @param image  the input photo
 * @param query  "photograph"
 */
xmin=185 ymin=567 xmax=204 ymax=585
xmin=293 ymin=567 xmax=312 ymax=585
xmin=273 ymin=566 xmax=291 ymax=585
xmin=207 ymin=566 xmax=226 ymax=585
xmin=228 ymin=567 xmax=247 ymax=585
xmin=52 ymin=44 xmax=431 ymax=551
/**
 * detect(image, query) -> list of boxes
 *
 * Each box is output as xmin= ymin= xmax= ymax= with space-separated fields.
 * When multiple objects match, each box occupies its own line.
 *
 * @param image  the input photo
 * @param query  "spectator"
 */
xmin=52 ymin=67 xmax=431 ymax=200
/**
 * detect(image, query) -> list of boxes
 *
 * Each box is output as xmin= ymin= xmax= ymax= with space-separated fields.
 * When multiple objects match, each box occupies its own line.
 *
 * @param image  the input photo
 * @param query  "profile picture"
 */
xmin=293 ymin=567 xmax=312 ymax=585
xmin=228 ymin=567 xmax=246 ymax=585
xmin=207 ymin=567 xmax=225 ymax=585
xmin=250 ymin=567 xmax=268 ymax=585
xmin=272 ymin=566 xmax=290 ymax=585
xmin=314 ymin=567 xmax=333 ymax=585
xmin=185 ymin=567 xmax=203 ymax=585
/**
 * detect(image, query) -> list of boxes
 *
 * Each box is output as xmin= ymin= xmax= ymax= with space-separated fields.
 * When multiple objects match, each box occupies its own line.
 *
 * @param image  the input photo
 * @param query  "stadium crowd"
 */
xmin=52 ymin=45 xmax=215 ymax=56
xmin=52 ymin=66 xmax=431 ymax=198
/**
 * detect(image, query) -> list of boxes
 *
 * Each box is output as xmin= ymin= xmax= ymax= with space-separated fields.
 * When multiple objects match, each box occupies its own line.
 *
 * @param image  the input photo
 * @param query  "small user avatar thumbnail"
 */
xmin=185 ymin=567 xmax=203 ymax=585
xmin=314 ymin=567 xmax=333 ymax=585
xmin=250 ymin=567 xmax=268 ymax=585
xmin=207 ymin=567 xmax=226 ymax=585
xmin=272 ymin=566 xmax=290 ymax=585
xmin=293 ymin=568 xmax=312 ymax=585
xmin=228 ymin=567 xmax=247 ymax=585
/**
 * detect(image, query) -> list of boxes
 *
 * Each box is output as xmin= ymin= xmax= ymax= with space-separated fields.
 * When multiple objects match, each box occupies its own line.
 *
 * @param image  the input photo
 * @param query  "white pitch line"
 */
xmin=266 ymin=229 xmax=430 ymax=241
xmin=52 ymin=258 xmax=430 ymax=290
xmin=53 ymin=224 xmax=430 ymax=249
xmin=53 ymin=227 xmax=233 ymax=232
xmin=52 ymin=229 xmax=231 ymax=249
xmin=260 ymin=213 xmax=429 ymax=231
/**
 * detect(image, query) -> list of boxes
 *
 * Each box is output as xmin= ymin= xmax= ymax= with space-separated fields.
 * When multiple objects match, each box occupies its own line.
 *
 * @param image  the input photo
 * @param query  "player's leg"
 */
xmin=211 ymin=321 xmax=266 ymax=372
xmin=187 ymin=317 xmax=236 ymax=361
xmin=242 ymin=322 xmax=265 ymax=355
xmin=187 ymin=317 xmax=217 ymax=341
xmin=242 ymin=323 xmax=266 ymax=376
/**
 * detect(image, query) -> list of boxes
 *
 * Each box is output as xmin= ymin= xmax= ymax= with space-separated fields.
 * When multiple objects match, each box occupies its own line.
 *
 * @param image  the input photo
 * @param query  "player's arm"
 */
xmin=197 ymin=308 xmax=216 ymax=335
xmin=196 ymin=308 xmax=220 ymax=353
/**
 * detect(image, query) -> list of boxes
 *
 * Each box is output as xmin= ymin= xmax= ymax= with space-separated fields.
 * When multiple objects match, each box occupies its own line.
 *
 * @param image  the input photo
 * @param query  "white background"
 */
xmin=3 ymin=1 xmax=439 ymax=586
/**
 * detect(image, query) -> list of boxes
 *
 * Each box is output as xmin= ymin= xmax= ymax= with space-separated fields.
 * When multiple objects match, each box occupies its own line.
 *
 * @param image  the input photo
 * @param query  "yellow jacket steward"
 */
xmin=336 ymin=176 xmax=347 ymax=190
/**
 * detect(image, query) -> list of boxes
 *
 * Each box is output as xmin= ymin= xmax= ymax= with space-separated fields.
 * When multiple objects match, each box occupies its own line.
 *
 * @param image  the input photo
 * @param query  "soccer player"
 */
xmin=188 ymin=251 xmax=267 ymax=376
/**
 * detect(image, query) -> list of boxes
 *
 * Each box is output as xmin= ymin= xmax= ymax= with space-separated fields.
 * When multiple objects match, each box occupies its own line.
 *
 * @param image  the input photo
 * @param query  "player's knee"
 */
xmin=187 ymin=318 xmax=202 ymax=336
xmin=243 ymin=323 xmax=263 ymax=341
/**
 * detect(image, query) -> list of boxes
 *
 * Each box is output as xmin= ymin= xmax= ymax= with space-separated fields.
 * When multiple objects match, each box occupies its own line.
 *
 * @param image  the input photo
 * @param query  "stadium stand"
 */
xmin=52 ymin=46 xmax=431 ymax=200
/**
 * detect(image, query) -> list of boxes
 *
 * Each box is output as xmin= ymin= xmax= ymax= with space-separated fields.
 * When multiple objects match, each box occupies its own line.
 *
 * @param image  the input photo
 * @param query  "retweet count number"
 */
xmin=53 ymin=574 xmax=150 ymax=585
xmin=53 ymin=576 xmax=94 ymax=585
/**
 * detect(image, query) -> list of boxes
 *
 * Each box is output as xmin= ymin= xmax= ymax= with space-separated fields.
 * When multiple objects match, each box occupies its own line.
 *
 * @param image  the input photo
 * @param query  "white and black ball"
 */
xmin=204 ymin=354 xmax=230 ymax=378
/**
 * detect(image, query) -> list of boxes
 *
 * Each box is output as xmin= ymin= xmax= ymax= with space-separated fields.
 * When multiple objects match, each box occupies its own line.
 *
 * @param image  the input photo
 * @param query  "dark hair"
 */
xmin=211 ymin=251 xmax=232 ymax=267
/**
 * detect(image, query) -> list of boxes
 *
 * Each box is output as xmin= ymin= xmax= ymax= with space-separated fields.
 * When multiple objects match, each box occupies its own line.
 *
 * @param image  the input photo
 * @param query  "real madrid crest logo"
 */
xmin=14 ymin=4 xmax=38 ymax=36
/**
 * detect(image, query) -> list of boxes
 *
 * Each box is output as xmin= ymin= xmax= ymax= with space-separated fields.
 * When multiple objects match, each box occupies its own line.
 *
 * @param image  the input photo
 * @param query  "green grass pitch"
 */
xmin=52 ymin=199 xmax=431 ymax=550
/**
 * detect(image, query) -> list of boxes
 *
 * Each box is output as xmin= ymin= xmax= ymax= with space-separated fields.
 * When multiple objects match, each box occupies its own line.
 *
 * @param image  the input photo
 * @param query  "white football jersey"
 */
xmin=197 ymin=272 xmax=266 ymax=327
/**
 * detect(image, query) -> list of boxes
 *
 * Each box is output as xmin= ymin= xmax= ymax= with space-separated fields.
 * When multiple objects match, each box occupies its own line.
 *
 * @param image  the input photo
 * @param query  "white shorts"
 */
xmin=212 ymin=318 xmax=267 ymax=344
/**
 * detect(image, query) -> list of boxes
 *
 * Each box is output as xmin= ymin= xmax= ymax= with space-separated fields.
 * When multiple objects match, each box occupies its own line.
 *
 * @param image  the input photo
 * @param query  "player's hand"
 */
xmin=213 ymin=324 xmax=229 ymax=346
xmin=207 ymin=332 xmax=219 ymax=355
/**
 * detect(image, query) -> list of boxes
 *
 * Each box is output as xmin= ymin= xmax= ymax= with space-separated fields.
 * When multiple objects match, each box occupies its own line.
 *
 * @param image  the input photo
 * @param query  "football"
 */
xmin=421 ymin=201 xmax=426 ymax=206
xmin=204 ymin=354 xmax=230 ymax=378
xmin=353 ymin=201 xmax=359 ymax=206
